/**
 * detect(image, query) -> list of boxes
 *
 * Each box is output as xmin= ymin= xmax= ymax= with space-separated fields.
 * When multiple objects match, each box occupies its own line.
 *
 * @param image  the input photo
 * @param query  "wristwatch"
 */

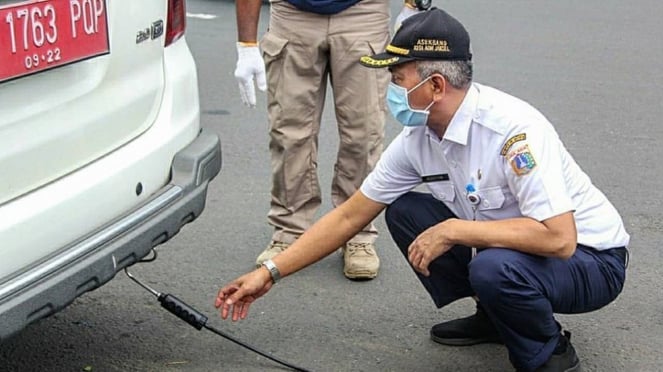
xmin=262 ymin=259 xmax=281 ymax=284
xmin=404 ymin=0 xmax=432 ymax=11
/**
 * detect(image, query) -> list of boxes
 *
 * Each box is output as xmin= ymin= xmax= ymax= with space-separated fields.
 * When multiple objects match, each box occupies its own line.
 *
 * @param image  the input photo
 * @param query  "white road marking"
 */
xmin=186 ymin=12 xmax=218 ymax=20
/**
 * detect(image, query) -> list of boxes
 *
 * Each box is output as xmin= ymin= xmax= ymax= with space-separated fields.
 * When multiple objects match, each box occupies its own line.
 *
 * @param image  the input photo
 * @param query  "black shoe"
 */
xmin=430 ymin=304 xmax=503 ymax=346
xmin=534 ymin=331 xmax=581 ymax=372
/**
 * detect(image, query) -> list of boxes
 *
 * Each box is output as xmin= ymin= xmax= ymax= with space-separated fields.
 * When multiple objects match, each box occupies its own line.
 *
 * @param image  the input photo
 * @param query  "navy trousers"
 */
xmin=384 ymin=192 xmax=627 ymax=371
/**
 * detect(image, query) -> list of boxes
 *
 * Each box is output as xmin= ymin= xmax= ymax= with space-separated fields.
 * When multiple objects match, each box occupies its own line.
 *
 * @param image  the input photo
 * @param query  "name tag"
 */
xmin=421 ymin=174 xmax=449 ymax=183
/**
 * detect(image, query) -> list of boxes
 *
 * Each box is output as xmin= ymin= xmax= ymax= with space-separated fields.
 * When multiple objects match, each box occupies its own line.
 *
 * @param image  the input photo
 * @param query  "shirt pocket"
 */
xmin=476 ymin=186 xmax=506 ymax=211
xmin=427 ymin=183 xmax=456 ymax=204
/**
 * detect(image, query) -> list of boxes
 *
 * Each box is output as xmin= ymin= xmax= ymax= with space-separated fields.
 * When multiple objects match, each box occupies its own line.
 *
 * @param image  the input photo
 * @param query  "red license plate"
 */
xmin=0 ymin=0 xmax=109 ymax=83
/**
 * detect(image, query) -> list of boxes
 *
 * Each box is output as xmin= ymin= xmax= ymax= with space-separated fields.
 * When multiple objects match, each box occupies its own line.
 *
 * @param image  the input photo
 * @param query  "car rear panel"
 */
xmin=0 ymin=0 xmax=200 ymax=281
xmin=0 ymin=0 xmax=167 ymax=205
xmin=0 ymin=0 xmax=219 ymax=341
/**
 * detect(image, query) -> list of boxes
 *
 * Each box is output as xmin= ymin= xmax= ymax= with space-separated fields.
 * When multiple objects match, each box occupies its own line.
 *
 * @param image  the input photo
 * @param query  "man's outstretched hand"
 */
xmin=215 ymin=268 xmax=273 ymax=321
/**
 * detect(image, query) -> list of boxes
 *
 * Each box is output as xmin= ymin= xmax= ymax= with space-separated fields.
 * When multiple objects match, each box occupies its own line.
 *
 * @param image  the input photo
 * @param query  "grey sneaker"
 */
xmin=342 ymin=242 xmax=379 ymax=280
xmin=255 ymin=241 xmax=289 ymax=268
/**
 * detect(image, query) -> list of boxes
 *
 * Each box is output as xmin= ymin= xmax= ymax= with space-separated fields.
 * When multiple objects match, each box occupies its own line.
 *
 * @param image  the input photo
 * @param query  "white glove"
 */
xmin=394 ymin=6 xmax=420 ymax=33
xmin=234 ymin=42 xmax=267 ymax=108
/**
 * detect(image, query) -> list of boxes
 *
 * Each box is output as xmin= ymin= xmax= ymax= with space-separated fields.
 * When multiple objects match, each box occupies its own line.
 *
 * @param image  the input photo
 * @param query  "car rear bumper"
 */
xmin=0 ymin=129 xmax=221 ymax=341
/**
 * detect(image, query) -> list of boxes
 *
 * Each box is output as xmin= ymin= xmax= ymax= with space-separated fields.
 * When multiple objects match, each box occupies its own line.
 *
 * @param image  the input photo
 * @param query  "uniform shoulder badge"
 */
xmin=508 ymin=144 xmax=537 ymax=176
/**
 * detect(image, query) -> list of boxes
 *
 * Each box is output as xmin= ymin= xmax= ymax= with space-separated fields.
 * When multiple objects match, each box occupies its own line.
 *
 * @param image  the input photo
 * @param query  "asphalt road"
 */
xmin=2 ymin=1 xmax=663 ymax=371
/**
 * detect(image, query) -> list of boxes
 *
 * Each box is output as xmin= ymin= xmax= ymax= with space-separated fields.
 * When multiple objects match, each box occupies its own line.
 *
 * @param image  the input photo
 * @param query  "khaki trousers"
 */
xmin=261 ymin=0 xmax=390 ymax=244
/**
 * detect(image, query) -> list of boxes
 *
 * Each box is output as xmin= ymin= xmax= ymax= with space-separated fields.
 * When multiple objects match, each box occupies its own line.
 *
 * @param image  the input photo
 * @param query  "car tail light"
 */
xmin=166 ymin=0 xmax=186 ymax=47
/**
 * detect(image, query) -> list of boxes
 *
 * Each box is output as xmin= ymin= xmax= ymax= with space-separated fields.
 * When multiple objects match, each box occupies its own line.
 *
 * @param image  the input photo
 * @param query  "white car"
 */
xmin=0 ymin=0 xmax=221 ymax=340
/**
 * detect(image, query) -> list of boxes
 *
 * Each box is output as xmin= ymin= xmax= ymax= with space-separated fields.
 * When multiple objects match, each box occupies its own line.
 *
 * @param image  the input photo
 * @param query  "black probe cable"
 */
xmin=203 ymin=322 xmax=310 ymax=372
xmin=124 ymin=265 xmax=312 ymax=372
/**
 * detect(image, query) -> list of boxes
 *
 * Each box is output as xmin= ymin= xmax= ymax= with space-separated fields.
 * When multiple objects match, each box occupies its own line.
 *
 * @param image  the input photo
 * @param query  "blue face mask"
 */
xmin=386 ymin=76 xmax=435 ymax=127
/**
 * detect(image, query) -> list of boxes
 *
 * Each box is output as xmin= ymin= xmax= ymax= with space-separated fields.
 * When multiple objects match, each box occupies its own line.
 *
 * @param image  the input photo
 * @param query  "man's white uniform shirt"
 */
xmin=361 ymin=83 xmax=630 ymax=250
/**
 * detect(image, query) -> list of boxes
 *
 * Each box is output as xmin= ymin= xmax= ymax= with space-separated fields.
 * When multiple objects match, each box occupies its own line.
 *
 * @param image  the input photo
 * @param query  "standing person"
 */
xmin=234 ymin=0 xmax=429 ymax=279
xmin=219 ymin=8 xmax=629 ymax=372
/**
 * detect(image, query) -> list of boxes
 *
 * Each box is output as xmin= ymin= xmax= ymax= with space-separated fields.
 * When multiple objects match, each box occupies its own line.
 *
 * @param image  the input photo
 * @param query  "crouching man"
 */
xmin=216 ymin=8 xmax=629 ymax=372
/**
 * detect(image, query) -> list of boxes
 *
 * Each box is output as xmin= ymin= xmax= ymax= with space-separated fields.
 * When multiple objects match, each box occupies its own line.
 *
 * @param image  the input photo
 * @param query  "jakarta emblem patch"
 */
xmin=508 ymin=144 xmax=537 ymax=176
